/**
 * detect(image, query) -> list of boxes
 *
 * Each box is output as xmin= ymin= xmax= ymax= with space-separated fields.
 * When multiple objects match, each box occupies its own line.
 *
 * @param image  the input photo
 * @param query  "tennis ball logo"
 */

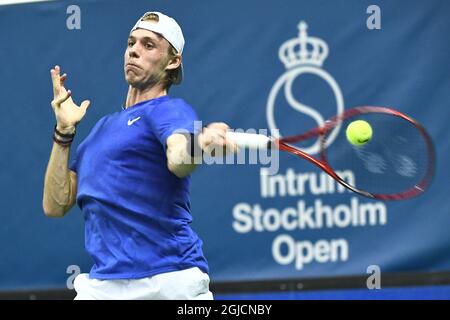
xmin=346 ymin=120 xmax=373 ymax=146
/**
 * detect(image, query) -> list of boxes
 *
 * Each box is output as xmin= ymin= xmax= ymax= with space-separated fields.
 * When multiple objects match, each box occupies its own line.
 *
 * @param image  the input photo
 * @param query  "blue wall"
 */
xmin=0 ymin=0 xmax=449 ymax=294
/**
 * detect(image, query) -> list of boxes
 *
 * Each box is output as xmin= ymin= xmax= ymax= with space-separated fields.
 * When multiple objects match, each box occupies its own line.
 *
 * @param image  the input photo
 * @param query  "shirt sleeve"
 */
xmin=148 ymin=99 xmax=200 ymax=149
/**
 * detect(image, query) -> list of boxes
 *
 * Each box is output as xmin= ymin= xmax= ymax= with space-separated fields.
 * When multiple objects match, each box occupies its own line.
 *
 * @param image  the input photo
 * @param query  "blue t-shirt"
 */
xmin=69 ymin=95 xmax=208 ymax=279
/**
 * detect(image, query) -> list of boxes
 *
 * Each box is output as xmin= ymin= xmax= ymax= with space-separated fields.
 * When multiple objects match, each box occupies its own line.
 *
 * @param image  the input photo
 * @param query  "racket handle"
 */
xmin=226 ymin=132 xmax=272 ymax=150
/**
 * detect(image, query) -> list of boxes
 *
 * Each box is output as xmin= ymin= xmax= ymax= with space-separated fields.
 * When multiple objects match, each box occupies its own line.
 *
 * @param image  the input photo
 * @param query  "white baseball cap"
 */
xmin=130 ymin=11 xmax=184 ymax=84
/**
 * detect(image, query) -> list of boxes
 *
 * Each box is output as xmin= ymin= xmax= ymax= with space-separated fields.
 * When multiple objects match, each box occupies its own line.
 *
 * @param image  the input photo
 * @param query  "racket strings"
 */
xmin=323 ymin=112 xmax=433 ymax=197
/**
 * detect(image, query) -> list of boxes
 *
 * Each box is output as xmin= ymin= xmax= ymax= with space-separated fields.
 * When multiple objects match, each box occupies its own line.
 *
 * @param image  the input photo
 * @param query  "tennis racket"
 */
xmin=226 ymin=106 xmax=435 ymax=200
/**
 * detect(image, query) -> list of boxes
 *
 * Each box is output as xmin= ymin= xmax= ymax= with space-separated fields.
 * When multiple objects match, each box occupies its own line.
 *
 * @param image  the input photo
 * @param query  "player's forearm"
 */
xmin=43 ymin=143 xmax=75 ymax=217
xmin=168 ymin=160 xmax=197 ymax=178
xmin=166 ymin=134 xmax=197 ymax=178
xmin=167 ymin=147 xmax=197 ymax=178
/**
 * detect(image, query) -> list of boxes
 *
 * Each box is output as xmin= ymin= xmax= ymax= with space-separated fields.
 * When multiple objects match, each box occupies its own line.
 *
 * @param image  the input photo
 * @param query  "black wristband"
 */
xmin=186 ymin=133 xmax=203 ymax=158
xmin=54 ymin=124 xmax=76 ymax=138
xmin=53 ymin=135 xmax=72 ymax=147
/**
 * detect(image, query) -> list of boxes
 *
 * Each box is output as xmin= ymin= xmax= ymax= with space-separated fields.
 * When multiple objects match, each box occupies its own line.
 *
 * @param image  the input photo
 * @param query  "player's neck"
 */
xmin=125 ymin=84 xmax=167 ymax=108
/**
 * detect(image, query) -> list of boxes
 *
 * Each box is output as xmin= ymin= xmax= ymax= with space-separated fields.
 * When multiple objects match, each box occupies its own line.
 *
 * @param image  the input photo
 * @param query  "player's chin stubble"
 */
xmin=126 ymin=65 xmax=167 ymax=89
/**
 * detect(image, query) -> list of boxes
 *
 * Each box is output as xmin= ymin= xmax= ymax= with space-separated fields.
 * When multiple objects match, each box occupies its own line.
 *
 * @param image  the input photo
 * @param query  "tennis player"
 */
xmin=43 ymin=11 xmax=236 ymax=300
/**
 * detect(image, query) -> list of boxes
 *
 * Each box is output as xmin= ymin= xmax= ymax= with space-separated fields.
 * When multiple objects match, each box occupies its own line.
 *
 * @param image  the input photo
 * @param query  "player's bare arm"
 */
xmin=166 ymin=122 xmax=238 ymax=178
xmin=166 ymin=133 xmax=196 ymax=178
xmin=43 ymin=65 xmax=91 ymax=217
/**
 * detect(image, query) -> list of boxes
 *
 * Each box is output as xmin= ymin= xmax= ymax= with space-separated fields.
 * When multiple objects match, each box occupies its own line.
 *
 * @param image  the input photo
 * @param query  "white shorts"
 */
xmin=74 ymin=267 xmax=213 ymax=300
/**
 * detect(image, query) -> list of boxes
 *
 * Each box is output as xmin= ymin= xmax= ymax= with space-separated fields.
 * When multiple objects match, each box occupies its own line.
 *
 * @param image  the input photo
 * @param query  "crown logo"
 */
xmin=279 ymin=21 xmax=329 ymax=69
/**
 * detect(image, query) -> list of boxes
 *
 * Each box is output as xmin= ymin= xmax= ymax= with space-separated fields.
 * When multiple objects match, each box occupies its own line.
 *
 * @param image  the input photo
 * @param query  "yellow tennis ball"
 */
xmin=346 ymin=120 xmax=373 ymax=146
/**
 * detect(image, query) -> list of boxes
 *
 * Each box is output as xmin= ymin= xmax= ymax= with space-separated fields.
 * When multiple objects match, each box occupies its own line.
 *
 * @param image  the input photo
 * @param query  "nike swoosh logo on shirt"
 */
xmin=127 ymin=116 xmax=141 ymax=126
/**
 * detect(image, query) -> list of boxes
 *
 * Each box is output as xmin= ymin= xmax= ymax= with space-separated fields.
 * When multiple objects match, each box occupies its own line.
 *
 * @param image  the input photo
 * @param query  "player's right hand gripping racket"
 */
xmin=226 ymin=106 xmax=435 ymax=200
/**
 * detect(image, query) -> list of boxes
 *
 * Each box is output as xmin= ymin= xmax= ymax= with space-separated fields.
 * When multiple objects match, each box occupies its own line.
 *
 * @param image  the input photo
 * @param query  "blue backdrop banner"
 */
xmin=0 ymin=0 xmax=449 ymax=290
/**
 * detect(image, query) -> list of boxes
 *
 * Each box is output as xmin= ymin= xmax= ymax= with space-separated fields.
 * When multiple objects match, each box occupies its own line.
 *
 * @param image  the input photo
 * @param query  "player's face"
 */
xmin=124 ymin=29 xmax=171 ymax=88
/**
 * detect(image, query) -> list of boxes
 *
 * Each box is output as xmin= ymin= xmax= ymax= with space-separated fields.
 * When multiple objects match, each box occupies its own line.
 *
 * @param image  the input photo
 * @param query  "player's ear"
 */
xmin=165 ymin=54 xmax=181 ymax=71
